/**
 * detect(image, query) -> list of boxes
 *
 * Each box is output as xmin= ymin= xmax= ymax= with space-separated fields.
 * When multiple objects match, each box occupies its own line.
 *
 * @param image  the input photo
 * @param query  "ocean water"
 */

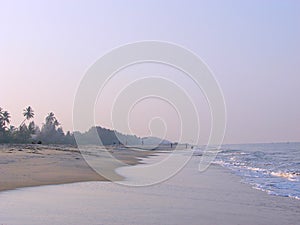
xmin=215 ymin=142 xmax=300 ymax=200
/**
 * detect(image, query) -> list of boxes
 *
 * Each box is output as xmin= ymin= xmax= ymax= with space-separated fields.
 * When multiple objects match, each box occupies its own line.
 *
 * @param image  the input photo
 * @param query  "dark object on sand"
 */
xmin=37 ymin=141 xmax=42 ymax=144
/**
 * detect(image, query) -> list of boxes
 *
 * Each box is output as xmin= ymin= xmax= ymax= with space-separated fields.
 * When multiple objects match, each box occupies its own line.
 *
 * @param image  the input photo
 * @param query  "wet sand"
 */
xmin=0 ymin=154 xmax=299 ymax=225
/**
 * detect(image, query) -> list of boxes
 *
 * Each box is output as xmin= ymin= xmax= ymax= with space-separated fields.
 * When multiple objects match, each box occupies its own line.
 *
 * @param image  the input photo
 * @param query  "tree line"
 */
xmin=0 ymin=106 xmax=173 ymax=146
xmin=0 ymin=106 xmax=144 ymax=146
xmin=0 ymin=106 xmax=74 ymax=144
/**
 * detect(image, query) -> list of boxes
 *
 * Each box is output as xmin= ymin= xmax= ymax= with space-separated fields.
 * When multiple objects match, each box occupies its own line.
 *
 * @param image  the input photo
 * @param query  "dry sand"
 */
xmin=0 ymin=144 xmax=153 ymax=192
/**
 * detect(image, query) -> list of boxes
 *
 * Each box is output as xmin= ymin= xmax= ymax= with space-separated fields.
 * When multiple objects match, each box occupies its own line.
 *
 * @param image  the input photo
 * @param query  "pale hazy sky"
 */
xmin=1 ymin=0 xmax=299 ymax=144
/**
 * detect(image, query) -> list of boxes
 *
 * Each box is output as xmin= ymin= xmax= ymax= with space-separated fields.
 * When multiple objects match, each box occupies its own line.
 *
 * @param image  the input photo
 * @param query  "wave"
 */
xmin=270 ymin=171 xmax=300 ymax=181
xmin=214 ymin=154 xmax=300 ymax=200
xmin=251 ymin=183 xmax=300 ymax=200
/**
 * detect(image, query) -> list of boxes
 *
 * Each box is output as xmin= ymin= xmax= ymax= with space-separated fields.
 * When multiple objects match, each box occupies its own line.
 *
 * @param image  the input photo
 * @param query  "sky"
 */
xmin=1 ymin=0 xmax=299 ymax=144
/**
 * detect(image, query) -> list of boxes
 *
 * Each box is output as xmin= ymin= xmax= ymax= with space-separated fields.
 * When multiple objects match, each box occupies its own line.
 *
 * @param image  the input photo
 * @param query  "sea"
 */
xmin=214 ymin=142 xmax=300 ymax=200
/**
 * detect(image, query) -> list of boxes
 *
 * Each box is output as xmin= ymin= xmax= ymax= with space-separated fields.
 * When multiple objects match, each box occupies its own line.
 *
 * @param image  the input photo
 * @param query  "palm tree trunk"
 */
xmin=19 ymin=118 xmax=26 ymax=128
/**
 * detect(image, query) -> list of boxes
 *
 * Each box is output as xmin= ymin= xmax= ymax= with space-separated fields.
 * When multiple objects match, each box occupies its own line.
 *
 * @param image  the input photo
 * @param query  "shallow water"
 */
xmin=215 ymin=142 xmax=300 ymax=199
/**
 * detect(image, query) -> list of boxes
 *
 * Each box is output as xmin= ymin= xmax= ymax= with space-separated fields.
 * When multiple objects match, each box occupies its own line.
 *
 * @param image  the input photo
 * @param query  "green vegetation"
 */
xmin=0 ymin=106 xmax=142 ymax=146
xmin=0 ymin=106 xmax=74 ymax=144
xmin=74 ymin=126 xmax=141 ymax=146
xmin=0 ymin=106 xmax=172 ymax=146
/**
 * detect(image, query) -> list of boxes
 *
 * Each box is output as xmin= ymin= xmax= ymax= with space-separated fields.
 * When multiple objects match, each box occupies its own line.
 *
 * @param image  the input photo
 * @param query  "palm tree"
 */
xmin=0 ymin=109 xmax=11 ymax=130
xmin=20 ymin=106 xmax=34 ymax=127
xmin=45 ymin=112 xmax=55 ymax=125
xmin=0 ymin=108 xmax=3 ymax=129
xmin=2 ymin=111 xmax=11 ymax=125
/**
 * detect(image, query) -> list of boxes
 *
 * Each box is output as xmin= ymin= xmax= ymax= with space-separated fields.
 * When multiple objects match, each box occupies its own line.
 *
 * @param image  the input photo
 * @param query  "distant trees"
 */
xmin=0 ymin=107 xmax=75 ymax=144
xmin=0 ymin=108 xmax=10 ymax=129
xmin=20 ymin=106 xmax=34 ymax=127
xmin=10 ymin=106 xmax=36 ymax=143
xmin=28 ymin=121 xmax=38 ymax=134
xmin=38 ymin=112 xmax=73 ymax=144
xmin=0 ymin=108 xmax=11 ymax=142
xmin=75 ymin=126 xmax=141 ymax=146
xmin=0 ymin=106 xmax=147 ymax=146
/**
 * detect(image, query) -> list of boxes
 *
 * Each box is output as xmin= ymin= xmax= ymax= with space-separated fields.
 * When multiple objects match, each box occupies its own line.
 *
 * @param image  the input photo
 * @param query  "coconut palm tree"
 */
xmin=0 ymin=108 xmax=3 ymax=130
xmin=45 ymin=112 xmax=55 ymax=126
xmin=0 ymin=109 xmax=11 ymax=130
xmin=2 ymin=111 xmax=11 ymax=125
xmin=20 ymin=106 xmax=34 ymax=127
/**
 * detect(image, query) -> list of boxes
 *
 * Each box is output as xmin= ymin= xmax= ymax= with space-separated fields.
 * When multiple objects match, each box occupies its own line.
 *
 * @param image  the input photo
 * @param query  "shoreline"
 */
xmin=0 ymin=144 xmax=154 ymax=192
xmin=216 ymin=163 xmax=300 ymax=201
xmin=1 ymin=144 xmax=299 ymax=203
xmin=215 ymin=163 xmax=300 ymax=201
xmin=1 ymin=154 xmax=299 ymax=225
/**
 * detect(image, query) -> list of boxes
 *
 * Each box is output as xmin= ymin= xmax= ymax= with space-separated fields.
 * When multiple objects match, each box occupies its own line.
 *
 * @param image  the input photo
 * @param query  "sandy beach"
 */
xmin=0 ymin=144 xmax=153 ymax=192
xmin=0 ymin=153 xmax=299 ymax=225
